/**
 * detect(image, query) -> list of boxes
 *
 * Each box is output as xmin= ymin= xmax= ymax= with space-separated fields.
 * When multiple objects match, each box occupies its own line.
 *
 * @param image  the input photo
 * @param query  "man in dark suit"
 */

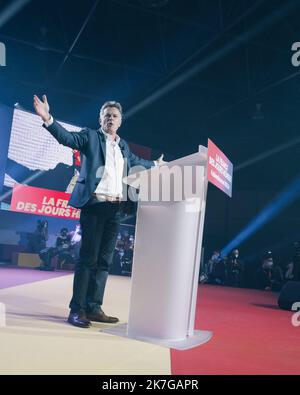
xmin=33 ymin=94 xmax=164 ymax=328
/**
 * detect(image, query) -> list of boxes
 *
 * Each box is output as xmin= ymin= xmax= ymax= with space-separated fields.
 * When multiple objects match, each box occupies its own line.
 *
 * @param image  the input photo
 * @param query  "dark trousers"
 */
xmin=69 ymin=202 xmax=121 ymax=314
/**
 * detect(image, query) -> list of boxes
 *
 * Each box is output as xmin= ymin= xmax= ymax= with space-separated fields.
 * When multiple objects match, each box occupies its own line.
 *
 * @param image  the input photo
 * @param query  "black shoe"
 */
xmin=67 ymin=312 xmax=91 ymax=328
xmin=86 ymin=311 xmax=119 ymax=324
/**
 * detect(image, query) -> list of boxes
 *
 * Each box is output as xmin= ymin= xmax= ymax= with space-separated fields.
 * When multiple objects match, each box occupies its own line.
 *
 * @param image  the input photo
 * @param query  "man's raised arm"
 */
xmin=33 ymin=94 xmax=88 ymax=151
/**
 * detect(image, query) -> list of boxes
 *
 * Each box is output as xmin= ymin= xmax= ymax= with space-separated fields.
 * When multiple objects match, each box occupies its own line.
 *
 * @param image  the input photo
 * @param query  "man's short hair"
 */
xmin=100 ymin=101 xmax=123 ymax=117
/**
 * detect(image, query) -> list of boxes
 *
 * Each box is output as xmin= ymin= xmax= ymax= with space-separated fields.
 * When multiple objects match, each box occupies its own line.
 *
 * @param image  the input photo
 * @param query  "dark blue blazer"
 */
xmin=43 ymin=119 xmax=155 ymax=208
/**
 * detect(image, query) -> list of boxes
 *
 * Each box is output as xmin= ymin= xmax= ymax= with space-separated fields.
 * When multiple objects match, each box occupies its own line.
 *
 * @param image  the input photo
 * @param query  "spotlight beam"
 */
xmin=221 ymin=174 xmax=300 ymax=256
xmin=0 ymin=0 xmax=31 ymax=28
xmin=0 ymin=170 xmax=46 ymax=203
xmin=235 ymin=134 xmax=300 ymax=172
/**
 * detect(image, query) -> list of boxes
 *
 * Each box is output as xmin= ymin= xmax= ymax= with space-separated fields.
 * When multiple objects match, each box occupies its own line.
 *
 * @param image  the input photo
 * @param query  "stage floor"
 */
xmin=0 ymin=267 xmax=298 ymax=375
xmin=0 ymin=269 xmax=170 ymax=375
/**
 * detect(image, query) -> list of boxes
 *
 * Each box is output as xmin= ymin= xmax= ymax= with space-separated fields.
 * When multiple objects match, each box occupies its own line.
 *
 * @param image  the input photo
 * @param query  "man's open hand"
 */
xmin=33 ymin=94 xmax=51 ymax=123
xmin=155 ymin=153 xmax=167 ymax=166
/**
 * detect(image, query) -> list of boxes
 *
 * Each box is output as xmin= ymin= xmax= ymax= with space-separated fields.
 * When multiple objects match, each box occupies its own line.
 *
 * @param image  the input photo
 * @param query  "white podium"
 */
xmin=102 ymin=146 xmax=212 ymax=350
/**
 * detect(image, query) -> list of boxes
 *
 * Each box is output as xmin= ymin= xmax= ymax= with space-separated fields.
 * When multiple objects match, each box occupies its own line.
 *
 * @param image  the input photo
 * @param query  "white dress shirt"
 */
xmin=43 ymin=116 xmax=156 ymax=198
xmin=94 ymin=130 xmax=124 ymax=198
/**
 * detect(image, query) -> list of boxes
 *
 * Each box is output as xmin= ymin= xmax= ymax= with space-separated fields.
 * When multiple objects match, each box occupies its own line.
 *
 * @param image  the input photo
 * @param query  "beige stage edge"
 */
xmin=0 ymin=274 xmax=171 ymax=375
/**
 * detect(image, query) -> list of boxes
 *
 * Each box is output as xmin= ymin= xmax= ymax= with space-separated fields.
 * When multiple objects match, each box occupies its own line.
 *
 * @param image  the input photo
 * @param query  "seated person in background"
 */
xmin=285 ymin=252 xmax=300 ymax=282
xmin=285 ymin=261 xmax=295 ymax=281
xmin=38 ymin=228 xmax=74 ymax=270
xmin=255 ymin=252 xmax=284 ymax=292
xmin=225 ymin=249 xmax=245 ymax=287
xmin=199 ymin=250 xmax=221 ymax=284
xmin=28 ymin=219 xmax=48 ymax=253
xmin=209 ymin=252 xmax=227 ymax=285
xmin=56 ymin=228 xmax=73 ymax=268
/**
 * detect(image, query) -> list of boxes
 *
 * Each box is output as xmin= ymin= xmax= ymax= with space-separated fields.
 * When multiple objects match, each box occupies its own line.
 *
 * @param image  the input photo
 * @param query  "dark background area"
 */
xmin=1 ymin=0 xmax=300 ymax=265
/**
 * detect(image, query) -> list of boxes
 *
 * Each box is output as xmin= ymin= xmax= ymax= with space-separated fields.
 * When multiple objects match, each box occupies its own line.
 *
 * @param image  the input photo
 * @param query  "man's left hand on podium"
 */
xmin=155 ymin=153 xmax=167 ymax=166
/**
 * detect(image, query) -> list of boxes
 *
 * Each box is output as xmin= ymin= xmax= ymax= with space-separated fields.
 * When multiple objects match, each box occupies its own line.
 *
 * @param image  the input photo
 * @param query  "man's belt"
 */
xmin=92 ymin=193 xmax=122 ymax=203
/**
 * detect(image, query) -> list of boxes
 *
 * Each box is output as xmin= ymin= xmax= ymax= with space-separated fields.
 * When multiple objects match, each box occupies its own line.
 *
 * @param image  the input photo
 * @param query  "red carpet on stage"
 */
xmin=171 ymin=285 xmax=300 ymax=375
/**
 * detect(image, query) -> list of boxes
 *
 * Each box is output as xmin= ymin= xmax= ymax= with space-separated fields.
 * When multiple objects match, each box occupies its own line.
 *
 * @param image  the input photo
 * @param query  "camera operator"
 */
xmin=255 ymin=251 xmax=283 ymax=292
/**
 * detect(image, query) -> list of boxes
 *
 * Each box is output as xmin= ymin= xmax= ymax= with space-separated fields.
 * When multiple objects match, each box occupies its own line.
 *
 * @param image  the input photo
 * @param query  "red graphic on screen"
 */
xmin=10 ymin=185 xmax=81 ymax=219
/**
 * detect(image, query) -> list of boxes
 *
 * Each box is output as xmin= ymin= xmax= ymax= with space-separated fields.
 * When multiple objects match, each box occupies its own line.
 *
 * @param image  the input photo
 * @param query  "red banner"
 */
xmin=207 ymin=139 xmax=233 ymax=197
xmin=10 ymin=185 xmax=80 ymax=219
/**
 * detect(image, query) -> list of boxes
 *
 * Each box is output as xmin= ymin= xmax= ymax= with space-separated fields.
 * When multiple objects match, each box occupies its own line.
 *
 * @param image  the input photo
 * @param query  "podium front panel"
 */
xmin=127 ymin=167 xmax=206 ymax=341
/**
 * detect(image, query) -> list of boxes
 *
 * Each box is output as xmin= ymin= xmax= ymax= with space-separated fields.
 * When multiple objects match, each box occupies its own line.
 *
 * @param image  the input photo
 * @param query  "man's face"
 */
xmin=233 ymin=249 xmax=239 ymax=258
xmin=100 ymin=106 xmax=122 ymax=135
xmin=263 ymin=258 xmax=273 ymax=269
